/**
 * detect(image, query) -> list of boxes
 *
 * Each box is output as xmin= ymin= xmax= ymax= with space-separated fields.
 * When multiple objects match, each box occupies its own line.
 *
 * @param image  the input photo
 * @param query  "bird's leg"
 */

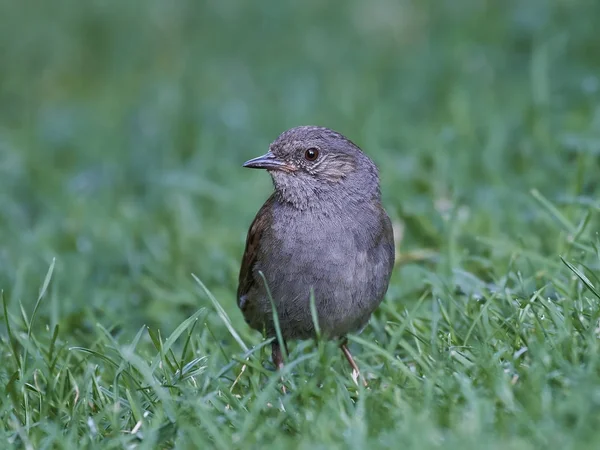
xmin=272 ymin=341 xmax=287 ymax=394
xmin=340 ymin=338 xmax=368 ymax=387
xmin=272 ymin=341 xmax=285 ymax=370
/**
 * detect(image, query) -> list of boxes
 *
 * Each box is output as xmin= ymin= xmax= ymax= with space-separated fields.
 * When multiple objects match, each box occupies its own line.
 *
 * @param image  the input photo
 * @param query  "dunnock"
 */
xmin=238 ymin=126 xmax=395 ymax=384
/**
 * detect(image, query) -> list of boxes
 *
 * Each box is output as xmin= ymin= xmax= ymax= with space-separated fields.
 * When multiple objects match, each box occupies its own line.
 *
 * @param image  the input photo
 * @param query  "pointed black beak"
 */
xmin=243 ymin=151 xmax=292 ymax=171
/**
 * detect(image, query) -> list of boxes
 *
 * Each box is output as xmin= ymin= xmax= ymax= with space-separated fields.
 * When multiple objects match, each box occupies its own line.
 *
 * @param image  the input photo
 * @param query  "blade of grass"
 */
xmin=3 ymin=290 xmax=21 ymax=370
xmin=22 ymin=258 xmax=56 ymax=376
xmin=531 ymin=189 xmax=576 ymax=234
xmin=150 ymin=308 xmax=205 ymax=372
xmin=192 ymin=274 xmax=248 ymax=352
xmin=561 ymin=257 xmax=600 ymax=300
xmin=259 ymin=270 xmax=287 ymax=362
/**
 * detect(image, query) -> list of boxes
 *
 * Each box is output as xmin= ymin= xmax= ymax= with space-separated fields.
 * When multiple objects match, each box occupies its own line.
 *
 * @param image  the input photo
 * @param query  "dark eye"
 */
xmin=304 ymin=148 xmax=319 ymax=161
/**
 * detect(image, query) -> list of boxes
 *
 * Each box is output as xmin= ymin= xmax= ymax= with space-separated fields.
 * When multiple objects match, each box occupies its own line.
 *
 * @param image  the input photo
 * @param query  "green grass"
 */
xmin=1 ymin=0 xmax=600 ymax=448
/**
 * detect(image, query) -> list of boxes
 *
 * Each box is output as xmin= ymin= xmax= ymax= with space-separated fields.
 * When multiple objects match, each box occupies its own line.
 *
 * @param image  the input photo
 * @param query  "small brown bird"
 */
xmin=238 ymin=126 xmax=395 ymax=384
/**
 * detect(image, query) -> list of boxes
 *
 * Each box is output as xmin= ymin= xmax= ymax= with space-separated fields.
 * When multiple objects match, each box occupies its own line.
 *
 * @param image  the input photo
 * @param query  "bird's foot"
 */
xmin=272 ymin=341 xmax=288 ymax=394
xmin=340 ymin=338 xmax=368 ymax=387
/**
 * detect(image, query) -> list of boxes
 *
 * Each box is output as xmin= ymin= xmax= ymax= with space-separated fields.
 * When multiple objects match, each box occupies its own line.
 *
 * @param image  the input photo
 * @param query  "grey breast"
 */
xmin=253 ymin=200 xmax=394 ymax=339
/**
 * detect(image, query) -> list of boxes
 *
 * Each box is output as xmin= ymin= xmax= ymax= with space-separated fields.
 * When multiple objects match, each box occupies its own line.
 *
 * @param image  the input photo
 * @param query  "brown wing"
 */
xmin=237 ymin=194 xmax=276 ymax=311
xmin=378 ymin=204 xmax=396 ymax=269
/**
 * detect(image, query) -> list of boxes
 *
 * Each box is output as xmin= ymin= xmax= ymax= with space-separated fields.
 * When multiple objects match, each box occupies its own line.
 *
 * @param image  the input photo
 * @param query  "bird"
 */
xmin=237 ymin=126 xmax=395 ymax=385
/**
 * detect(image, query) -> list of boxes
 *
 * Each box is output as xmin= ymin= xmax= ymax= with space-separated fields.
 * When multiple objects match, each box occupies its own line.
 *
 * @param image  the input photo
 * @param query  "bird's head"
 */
xmin=243 ymin=126 xmax=380 ymax=210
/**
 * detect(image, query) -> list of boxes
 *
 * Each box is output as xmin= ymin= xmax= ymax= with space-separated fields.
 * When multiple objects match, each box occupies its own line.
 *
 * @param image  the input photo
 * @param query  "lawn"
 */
xmin=1 ymin=0 xmax=600 ymax=448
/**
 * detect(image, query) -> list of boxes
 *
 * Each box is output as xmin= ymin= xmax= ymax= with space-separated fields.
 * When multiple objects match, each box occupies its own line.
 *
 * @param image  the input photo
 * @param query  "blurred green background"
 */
xmin=2 ymin=0 xmax=597 ymax=330
xmin=1 ymin=0 xmax=600 ymax=448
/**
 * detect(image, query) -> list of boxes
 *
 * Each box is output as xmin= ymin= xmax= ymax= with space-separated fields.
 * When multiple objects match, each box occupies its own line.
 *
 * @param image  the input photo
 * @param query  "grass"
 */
xmin=1 ymin=0 xmax=600 ymax=448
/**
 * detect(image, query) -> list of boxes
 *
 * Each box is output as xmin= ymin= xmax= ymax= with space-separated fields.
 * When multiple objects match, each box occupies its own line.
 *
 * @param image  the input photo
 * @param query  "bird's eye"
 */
xmin=304 ymin=148 xmax=319 ymax=161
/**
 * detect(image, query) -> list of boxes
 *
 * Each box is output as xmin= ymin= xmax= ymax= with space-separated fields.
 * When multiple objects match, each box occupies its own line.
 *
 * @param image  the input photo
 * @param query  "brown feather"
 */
xmin=237 ymin=193 xmax=275 ymax=312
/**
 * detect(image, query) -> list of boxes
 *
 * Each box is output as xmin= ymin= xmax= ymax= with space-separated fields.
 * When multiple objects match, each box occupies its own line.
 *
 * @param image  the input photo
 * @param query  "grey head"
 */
xmin=243 ymin=126 xmax=381 ymax=210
